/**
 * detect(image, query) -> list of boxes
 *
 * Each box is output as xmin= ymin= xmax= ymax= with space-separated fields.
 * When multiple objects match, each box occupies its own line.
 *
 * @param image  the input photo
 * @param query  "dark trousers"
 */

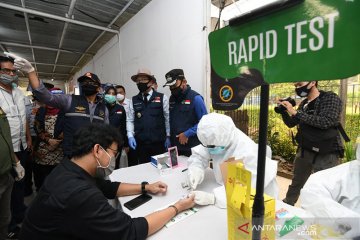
xmin=136 ymin=140 xmax=165 ymax=165
xmin=178 ymin=148 xmax=192 ymax=157
xmin=284 ymin=148 xmax=339 ymax=205
xmin=127 ymin=148 xmax=138 ymax=167
xmin=24 ymin=148 xmax=33 ymax=196
xmin=9 ymin=150 xmax=27 ymax=232
xmin=0 ymin=172 xmax=14 ymax=239
xmin=33 ymin=163 xmax=56 ymax=192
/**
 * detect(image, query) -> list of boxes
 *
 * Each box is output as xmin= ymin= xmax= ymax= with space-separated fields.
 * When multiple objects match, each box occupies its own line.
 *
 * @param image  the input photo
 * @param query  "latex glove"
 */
xmin=187 ymin=167 xmax=204 ymax=190
xmin=191 ymin=191 xmax=215 ymax=205
xmin=128 ymin=137 xmax=137 ymax=150
xmin=336 ymin=218 xmax=360 ymax=238
xmin=5 ymin=52 xmax=35 ymax=73
xmin=164 ymin=137 xmax=171 ymax=149
xmin=14 ymin=161 xmax=25 ymax=181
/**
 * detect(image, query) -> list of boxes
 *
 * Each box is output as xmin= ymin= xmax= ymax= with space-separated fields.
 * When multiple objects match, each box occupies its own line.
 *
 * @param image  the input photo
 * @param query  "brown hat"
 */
xmin=131 ymin=68 xmax=156 ymax=82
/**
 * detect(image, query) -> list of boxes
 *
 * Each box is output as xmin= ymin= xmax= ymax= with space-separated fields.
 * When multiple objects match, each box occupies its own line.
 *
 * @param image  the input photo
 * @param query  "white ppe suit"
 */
xmin=300 ymin=157 xmax=360 ymax=238
xmin=188 ymin=113 xmax=279 ymax=206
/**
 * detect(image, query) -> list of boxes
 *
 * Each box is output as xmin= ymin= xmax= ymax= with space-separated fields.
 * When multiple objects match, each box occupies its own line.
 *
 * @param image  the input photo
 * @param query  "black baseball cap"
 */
xmin=77 ymin=72 xmax=101 ymax=85
xmin=163 ymin=69 xmax=185 ymax=87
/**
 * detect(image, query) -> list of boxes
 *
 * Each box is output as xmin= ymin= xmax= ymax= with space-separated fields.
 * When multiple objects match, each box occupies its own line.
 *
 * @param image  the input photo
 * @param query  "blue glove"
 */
xmin=164 ymin=137 xmax=171 ymax=149
xmin=128 ymin=137 xmax=137 ymax=150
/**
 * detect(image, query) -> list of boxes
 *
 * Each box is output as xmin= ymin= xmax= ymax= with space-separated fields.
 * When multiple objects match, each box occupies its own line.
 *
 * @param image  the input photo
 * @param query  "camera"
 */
xmin=274 ymin=97 xmax=296 ymax=113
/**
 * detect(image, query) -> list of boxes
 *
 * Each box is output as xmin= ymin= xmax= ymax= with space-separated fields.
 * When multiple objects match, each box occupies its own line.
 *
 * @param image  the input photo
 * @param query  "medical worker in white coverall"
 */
xmin=187 ymin=113 xmax=279 ymax=208
xmin=300 ymin=145 xmax=360 ymax=238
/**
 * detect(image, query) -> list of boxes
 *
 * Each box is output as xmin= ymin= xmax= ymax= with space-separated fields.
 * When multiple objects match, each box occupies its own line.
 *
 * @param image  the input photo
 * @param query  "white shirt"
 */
xmin=120 ymin=98 xmax=131 ymax=116
xmin=0 ymin=86 xmax=27 ymax=151
xmin=127 ymin=89 xmax=170 ymax=139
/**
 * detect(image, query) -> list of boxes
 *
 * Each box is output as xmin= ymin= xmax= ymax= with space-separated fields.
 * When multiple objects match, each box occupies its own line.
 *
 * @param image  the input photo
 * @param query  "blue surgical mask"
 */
xmin=0 ymin=74 xmax=18 ymax=86
xmin=104 ymin=94 xmax=116 ymax=104
xmin=208 ymin=146 xmax=225 ymax=155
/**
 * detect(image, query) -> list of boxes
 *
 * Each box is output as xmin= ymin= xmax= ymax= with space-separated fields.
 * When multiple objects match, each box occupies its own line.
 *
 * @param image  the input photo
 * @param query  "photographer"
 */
xmin=277 ymin=81 xmax=343 ymax=206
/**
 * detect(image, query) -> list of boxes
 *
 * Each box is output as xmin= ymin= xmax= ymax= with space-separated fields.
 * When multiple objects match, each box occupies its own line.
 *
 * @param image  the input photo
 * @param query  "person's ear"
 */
xmin=93 ymin=144 xmax=101 ymax=158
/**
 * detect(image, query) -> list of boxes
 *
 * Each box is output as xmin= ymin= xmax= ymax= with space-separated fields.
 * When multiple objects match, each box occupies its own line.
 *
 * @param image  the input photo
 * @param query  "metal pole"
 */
xmin=0 ymin=2 xmax=119 ymax=33
xmin=252 ymin=84 xmax=269 ymax=240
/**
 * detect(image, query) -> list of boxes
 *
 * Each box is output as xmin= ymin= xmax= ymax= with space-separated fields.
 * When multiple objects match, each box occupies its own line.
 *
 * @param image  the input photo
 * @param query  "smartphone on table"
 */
xmin=168 ymin=146 xmax=178 ymax=168
xmin=124 ymin=193 xmax=152 ymax=211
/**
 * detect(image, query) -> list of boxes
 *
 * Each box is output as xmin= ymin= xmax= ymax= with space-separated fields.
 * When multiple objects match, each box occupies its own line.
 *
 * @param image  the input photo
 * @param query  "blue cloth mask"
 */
xmin=104 ymin=94 xmax=116 ymax=104
xmin=0 ymin=73 xmax=18 ymax=86
xmin=208 ymin=146 xmax=225 ymax=155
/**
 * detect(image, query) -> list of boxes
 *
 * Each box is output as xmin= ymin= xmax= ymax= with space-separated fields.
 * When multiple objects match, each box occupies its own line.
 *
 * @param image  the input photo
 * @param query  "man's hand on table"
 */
xmin=174 ymin=194 xmax=196 ymax=213
xmin=146 ymin=181 xmax=168 ymax=194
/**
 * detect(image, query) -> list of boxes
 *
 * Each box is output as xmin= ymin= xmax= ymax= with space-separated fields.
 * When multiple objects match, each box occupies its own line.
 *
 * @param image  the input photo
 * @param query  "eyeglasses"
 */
xmin=0 ymin=68 xmax=18 ymax=75
xmin=200 ymin=143 xmax=216 ymax=149
xmin=136 ymin=77 xmax=150 ymax=83
xmin=79 ymin=80 xmax=99 ymax=87
xmin=106 ymin=146 xmax=120 ymax=159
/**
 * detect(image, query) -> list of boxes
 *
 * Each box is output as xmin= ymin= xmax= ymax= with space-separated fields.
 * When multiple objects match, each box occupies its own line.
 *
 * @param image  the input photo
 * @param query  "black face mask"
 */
xmin=295 ymin=82 xmax=312 ymax=97
xmin=81 ymin=84 xmax=98 ymax=96
xmin=137 ymin=83 xmax=149 ymax=93
xmin=170 ymin=86 xmax=183 ymax=97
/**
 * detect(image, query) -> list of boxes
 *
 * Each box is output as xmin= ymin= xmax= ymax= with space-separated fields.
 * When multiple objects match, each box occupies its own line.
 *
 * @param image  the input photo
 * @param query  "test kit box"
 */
xmin=150 ymin=153 xmax=172 ymax=176
xmin=224 ymin=161 xmax=275 ymax=240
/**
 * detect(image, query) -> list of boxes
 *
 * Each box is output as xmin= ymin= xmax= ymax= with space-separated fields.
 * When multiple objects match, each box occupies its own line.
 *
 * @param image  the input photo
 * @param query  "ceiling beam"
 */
xmin=38 ymin=72 xmax=70 ymax=76
xmin=0 ymin=43 xmax=8 ymax=52
xmin=52 ymin=0 xmax=77 ymax=78
xmin=0 ymin=41 xmax=91 ymax=55
xmin=21 ymin=0 xmax=38 ymax=74
xmin=0 ymin=2 xmax=119 ymax=33
xmin=31 ymin=62 xmax=79 ymax=68
xmin=70 ymin=0 xmax=136 ymax=75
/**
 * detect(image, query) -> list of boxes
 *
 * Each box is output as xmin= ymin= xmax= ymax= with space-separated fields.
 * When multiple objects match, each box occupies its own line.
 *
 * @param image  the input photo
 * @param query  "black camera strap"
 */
xmin=337 ymin=123 xmax=350 ymax=142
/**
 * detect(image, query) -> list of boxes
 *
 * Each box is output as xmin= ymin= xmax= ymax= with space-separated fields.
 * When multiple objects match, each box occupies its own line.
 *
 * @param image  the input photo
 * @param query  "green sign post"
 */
xmin=209 ymin=0 xmax=360 ymax=110
xmin=208 ymin=0 xmax=360 ymax=239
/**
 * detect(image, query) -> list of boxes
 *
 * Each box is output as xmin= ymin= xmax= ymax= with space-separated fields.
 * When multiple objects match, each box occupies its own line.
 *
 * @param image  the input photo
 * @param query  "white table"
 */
xmin=110 ymin=156 xmax=323 ymax=240
xmin=110 ymin=156 xmax=227 ymax=239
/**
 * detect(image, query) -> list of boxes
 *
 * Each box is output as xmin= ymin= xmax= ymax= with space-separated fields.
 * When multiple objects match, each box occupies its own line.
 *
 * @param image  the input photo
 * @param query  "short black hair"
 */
xmin=72 ymin=123 xmax=123 ymax=158
xmin=0 ymin=56 xmax=14 ymax=65
xmin=115 ymin=85 xmax=125 ymax=93
xmin=105 ymin=86 xmax=116 ymax=94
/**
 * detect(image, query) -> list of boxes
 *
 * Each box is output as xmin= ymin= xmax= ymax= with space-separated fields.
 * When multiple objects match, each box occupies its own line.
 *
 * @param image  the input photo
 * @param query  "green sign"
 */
xmin=209 ymin=0 xmax=360 ymax=110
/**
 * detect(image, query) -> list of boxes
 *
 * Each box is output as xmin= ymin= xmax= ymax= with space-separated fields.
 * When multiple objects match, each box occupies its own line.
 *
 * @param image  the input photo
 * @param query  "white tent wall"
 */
xmin=72 ymin=35 xmax=121 ymax=85
xmin=73 ymin=0 xmax=211 ymax=107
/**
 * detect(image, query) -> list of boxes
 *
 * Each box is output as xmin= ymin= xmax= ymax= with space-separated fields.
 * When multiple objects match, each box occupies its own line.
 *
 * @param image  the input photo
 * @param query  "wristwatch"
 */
xmin=141 ymin=181 xmax=149 ymax=194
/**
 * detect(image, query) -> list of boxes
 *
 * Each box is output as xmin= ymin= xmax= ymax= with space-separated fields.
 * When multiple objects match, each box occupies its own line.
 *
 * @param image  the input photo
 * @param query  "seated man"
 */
xmin=186 ymin=113 xmax=278 ymax=207
xmin=20 ymin=123 xmax=195 ymax=240
xmin=300 ymin=156 xmax=360 ymax=238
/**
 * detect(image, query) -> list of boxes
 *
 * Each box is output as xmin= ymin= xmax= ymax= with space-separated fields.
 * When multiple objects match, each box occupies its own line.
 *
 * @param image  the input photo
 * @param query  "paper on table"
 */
xmin=155 ymin=202 xmax=199 ymax=228
xmin=165 ymin=208 xmax=199 ymax=227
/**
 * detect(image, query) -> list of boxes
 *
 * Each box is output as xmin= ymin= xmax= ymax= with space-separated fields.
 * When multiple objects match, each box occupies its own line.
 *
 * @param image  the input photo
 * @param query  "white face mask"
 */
xmin=116 ymin=93 xmax=125 ymax=101
xmin=95 ymin=146 xmax=115 ymax=178
xmin=97 ymin=146 xmax=115 ymax=168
